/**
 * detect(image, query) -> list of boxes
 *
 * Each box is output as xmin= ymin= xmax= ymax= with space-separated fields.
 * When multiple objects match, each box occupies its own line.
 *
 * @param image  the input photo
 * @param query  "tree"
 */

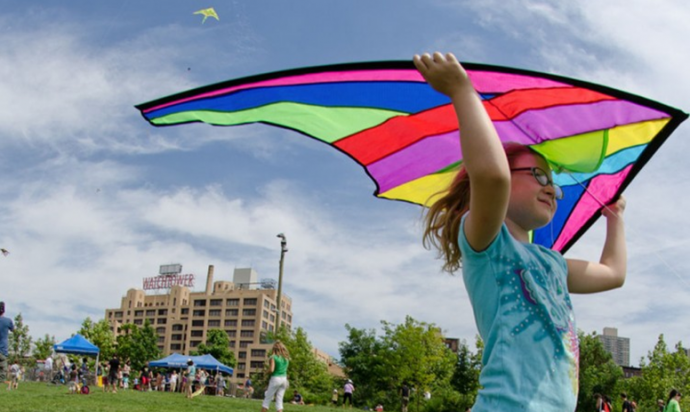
xmin=576 ymin=331 xmax=622 ymax=412
xmin=339 ymin=316 xmax=455 ymax=411
xmin=379 ymin=316 xmax=455 ymax=411
xmin=192 ymin=329 xmax=236 ymax=368
xmin=115 ymin=320 xmax=161 ymax=370
xmin=339 ymin=324 xmax=388 ymax=405
xmin=32 ymin=334 xmax=56 ymax=360
xmin=78 ymin=317 xmax=116 ymax=360
xmin=621 ymin=334 xmax=690 ymax=412
xmin=8 ymin=313 xmax=32 ymax=362
xmin=450 ymin=336 xmax=482 ymax=398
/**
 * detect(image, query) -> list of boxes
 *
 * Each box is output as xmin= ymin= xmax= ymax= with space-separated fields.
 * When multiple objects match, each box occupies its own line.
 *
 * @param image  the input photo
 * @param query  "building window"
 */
xmin=134 ymin=319 xmax=143 ymax=325
xmin=191 ymin=330 xmax=203 ymax=337
xmin=226 ymin=309 xmax=238 ymax=317
xmin=270 ymin=314 xmax=275 ymax=322
xmin=287 ymin=315 xmax=292 ymax=323
xmin=190 ymin=341 xmax=201 ymax=348
xmin=238 ymin=363 xmax=246 ymax=370
xmin=226 ymin=298 xmax=239 ymax=306
xmin=134 ymin=310 xmax=144 ymax=317
xmin=172 ymin=324 xmax=184 ymax=331
xmin=170 ymin=344 xmax=181 ymax=351
xmin=208 ymin=320 xmax=220 ymax=327
xmin=251 ymin=349 xmax=266 ymax=357
xmin=193 ymin=310 xmax=205 ymax=317
xmin=157 ymin=318 xmax=167 ymax=325
xmin=114 ymin=312 xmax=123 ymax=318
xmin=263 ymin=310 xmax=269 ymax=318
xmin=224 ymin=320 xmax=237 ymax=327
xmin=241 ymin=320 xmax=255 ymax=327
xmin=243 ymin=309 xmax=256 ymax=316
xmin=264 ymin=299 xmax=270 ymax=308
xmin=171 ymin=334 xmax=182 ymax=341
xmin=229 ymin=340 xmax=236 ymax=348
xmin=226 ymin=330 xmax=236 ymax=338
xmin=240 ymin=330 xmax=254 ymax=338
xmin=250 ymin=361 xmax=265 ymax=369
xmin=243 ymin=298 xmax=257 ymax=306
xmin=181 ymin=308 xmax=189 ymax=315
xmin=239 ymin=341 xmax=252 ymax=348
xmin=238 ymin=352 xmax=247 ymax=359
xmin=261 ymin=321 xmax=268 ymax=330
xmin=156 ymin=327 xmax=166 ymax=334
xmin=146 ymin=310 xmax=156 ymax=317
xmin=157 ymin=336 xmax=165 ymax=343
xmin=194 ymin=299 xmax=207 ymax=307
xmin=158 ymin=309 xmax=167 ymax=316
xmin=147 ymin=318 xmax=155 ymax=325
xmin=192 ymin=320 xmax=204 ymax=327
xmin=209 ymin=310 xmax=221 ymax=317
xmin=210 ymin=299 xmax=222 ymax=306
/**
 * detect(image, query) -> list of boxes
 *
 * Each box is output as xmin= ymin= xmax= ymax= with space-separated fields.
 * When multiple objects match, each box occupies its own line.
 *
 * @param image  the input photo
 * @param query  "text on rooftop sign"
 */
xmin=143 ymin=274 xmax=195 ymax=290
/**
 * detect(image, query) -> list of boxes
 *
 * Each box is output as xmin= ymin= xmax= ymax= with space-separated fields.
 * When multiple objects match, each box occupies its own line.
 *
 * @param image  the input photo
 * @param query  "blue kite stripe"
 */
xmin=144 ymin=82 xmax=458 ymax=119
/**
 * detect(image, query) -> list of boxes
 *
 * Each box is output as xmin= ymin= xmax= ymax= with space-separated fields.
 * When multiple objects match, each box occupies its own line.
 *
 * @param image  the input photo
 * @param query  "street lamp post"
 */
xmin=275 ymin=233 xmax=288 ymax=330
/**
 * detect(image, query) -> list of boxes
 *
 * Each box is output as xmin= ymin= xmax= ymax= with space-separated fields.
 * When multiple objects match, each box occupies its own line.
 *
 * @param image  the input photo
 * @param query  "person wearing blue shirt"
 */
xmin=0 ymin=302 xmax=15 ymax=383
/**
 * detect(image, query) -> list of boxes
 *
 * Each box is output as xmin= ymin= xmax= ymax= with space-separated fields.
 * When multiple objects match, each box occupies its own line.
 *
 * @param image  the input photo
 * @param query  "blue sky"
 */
xmin=1 ymin=1 xmax=689 ymax=365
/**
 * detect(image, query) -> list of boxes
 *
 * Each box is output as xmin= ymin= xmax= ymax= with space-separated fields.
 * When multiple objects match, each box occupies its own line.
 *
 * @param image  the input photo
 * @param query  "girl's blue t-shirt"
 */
xmin=458 ymin=215 xmax=578 ymax=412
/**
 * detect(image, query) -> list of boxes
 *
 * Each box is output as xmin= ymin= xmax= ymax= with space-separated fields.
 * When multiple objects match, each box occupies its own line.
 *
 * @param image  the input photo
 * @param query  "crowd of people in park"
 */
xmin=0 ymin=300 xmax=686 ymax=412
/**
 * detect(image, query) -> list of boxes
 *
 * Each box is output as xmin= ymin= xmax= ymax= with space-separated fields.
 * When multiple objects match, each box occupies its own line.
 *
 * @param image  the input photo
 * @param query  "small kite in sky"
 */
xmin=193 ymin=7 xmax=219 ymax=24
xmin=1 ymin=248 xmax=9 ymax=257
xmin=136 ymin=61 xmax=687 ymax=253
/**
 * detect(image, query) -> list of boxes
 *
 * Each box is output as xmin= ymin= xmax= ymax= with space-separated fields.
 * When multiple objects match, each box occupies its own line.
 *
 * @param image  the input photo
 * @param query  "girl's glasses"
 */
xmin=510 ymin=167 xmax=564 ymax=200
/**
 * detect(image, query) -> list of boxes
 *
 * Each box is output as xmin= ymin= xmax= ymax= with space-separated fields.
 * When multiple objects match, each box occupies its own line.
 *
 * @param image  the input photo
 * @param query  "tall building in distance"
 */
xmin=105 ymin=264 xmax=293 ymax=382
xmin=597 ymin=327 xmax=630 ymax=367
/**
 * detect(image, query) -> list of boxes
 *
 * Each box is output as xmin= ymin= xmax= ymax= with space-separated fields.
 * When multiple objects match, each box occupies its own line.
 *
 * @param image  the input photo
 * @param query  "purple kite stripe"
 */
xmin=552 ymin=165 xmax=632 ymax=250
xmin=469 ymin=71 xmax=568 ymax=94
xmin=367 ymin=131 xmax=461 ymax=193
xmin=143 ymin=69 xmax=425 ymax=113
xmin=511 ymin=100 xmax=669 ymax=143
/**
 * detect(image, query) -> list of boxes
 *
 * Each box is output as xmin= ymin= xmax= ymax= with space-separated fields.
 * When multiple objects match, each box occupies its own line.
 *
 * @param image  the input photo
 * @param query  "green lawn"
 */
xmin=1 ymin=381 xmax=338 ymax=412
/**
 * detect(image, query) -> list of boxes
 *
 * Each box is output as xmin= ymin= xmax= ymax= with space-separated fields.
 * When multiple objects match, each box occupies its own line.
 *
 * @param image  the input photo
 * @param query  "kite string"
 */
xmin=563 ymin=169 xmax=690 ymax=288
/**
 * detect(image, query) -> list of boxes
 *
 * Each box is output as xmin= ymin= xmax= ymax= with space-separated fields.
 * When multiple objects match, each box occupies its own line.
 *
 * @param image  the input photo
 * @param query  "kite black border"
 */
xmin=135 ymin=61 xmax=688 ymax=254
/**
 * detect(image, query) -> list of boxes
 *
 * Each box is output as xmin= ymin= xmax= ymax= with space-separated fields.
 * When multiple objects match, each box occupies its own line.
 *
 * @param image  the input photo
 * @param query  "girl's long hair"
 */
xmin=272 ymin=340 xmax=290 ymax=359
xmin=667 ymin=389 xmax=681 ymax=406
xmin=422 ymin=143 xmax=537 ymax=273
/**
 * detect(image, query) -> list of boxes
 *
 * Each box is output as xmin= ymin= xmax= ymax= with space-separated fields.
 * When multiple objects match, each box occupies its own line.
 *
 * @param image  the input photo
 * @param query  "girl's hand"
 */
xmin=602 ymin=195 xmax=626 ymax=219
xmin=413 ymin=52 xmax=471 ymax=98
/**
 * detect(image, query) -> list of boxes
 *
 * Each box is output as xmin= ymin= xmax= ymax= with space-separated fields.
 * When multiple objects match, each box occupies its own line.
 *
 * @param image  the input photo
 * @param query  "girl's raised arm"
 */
xmin=567 ymin=196 xmax=627 ymax=293
xmin=414 ymin=52 xmax=510 ymax=251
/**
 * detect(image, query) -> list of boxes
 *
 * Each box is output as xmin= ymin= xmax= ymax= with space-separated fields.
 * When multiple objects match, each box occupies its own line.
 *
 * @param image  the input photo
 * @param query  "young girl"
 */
xmin=414 ymin=52 xmax=627 ymax=412
xmin=261 ymin=341 xmax=290 ymax=412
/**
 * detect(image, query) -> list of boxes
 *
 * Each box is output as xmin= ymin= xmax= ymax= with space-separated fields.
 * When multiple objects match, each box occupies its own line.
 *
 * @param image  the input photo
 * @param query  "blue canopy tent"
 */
xmin=149 ymin=353 xmax=233 ymax=375
xmin=53 ymin=334 xmax=101 ymax=379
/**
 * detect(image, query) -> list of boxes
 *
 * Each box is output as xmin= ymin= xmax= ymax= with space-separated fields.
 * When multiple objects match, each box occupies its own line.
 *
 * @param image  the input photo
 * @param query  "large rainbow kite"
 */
xmin=136 ymin=61 xmax=687 ymax=253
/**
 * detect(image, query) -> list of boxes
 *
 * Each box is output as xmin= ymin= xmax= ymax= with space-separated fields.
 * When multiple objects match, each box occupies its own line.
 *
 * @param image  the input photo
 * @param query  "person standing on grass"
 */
xmin=0 ymin=302 xmax=15 ymax=385
xmin=261 ymin=341 xmax=291 ymax=412
xmin=343 ymin=379 xmax=355 ymax=408
xmin=185 ymin=359 xmax=197 ymax=399
xmin=108 ymin=354 xmax=120 ymax=393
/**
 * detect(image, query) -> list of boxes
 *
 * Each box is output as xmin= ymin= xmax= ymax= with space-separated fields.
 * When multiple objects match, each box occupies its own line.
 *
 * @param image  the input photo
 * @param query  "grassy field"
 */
xmin=1 ymin=381 xmax=338 ymax=412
